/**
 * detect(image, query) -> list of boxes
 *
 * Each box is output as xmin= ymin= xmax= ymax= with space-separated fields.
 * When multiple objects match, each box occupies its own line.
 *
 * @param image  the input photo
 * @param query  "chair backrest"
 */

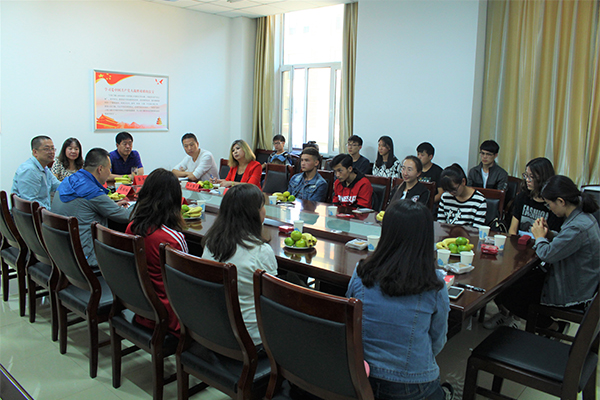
xmin=10 ymin=195 xmax=52 ymax=266
xmin=563 ymin=293 xmax=600 ymax=395
xmin=0 ymin=191 xmax=26 ymax=252
xmin=40 ymin=209 xmax=97 ymax=292
xmin=92 ymin=223 xmax=166 ymax=323
xmin=317 ymin=169 xmax=335 ymax=203
xmin=365 ymin=175 xmax=391 ymax=212
xmin=219 ymin=158 xmax=230 ymax=179
xmin=255 ymin=149 xmax=271 ymax=165
xmin=582 ymin=185 xmax=600 ymax=226
xmin=160 ymin=244 xmax=256 ymax=362
xmin=262 ymin=163 xmax=291 ymax=194
xmin=421 ymin=181 xmax=437 ymax=212
xmin=474 ymin=187 xmax=506 ymax=225
xmin=254 ymin=270 xmax=374 ymax=400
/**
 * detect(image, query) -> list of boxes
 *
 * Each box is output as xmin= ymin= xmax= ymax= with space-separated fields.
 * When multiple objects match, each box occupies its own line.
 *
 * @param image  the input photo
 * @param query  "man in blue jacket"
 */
xmin=288 ymin=147 xmax=328 ymax=202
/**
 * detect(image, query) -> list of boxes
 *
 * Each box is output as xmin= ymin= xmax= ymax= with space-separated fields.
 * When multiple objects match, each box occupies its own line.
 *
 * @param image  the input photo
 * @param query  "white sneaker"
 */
xmin=501 ymin=315 xmax=521 ymax=329
xmin=483 ymin=312 xmax=508 ymax=329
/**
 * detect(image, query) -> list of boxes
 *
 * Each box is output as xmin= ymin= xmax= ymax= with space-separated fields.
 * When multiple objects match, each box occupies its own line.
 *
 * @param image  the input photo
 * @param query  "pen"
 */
xmin=455 ymin=283 xmax=486 ymax=293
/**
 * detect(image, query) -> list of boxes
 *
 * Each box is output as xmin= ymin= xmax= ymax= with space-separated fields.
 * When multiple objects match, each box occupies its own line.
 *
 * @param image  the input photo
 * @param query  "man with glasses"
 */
xmin=467 ymin=140 xmax=508 ymax=190
xmin=109 ymin=131 xmax=144 ymax=178
xmin=265 ymin=135 xmax=292 ymax=167
xmin=346 ymin=135 xmax=371 ymax=175
xmin=12 ymin=136 xmax=61 ymax=209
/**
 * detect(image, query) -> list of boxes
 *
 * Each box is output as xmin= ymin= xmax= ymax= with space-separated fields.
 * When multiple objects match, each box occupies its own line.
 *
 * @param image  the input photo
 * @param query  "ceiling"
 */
xmin=143 ymin=0 xmax=354 ymax=18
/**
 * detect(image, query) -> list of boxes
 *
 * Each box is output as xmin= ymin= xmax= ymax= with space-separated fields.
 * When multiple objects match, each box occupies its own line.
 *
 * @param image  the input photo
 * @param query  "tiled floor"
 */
xmin=0 ymin=280 xmax=598 ymax=400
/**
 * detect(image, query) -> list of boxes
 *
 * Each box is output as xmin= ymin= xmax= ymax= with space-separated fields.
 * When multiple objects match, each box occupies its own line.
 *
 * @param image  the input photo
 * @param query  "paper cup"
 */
xmin=293 ymin=220 xmax=304 ymax=232
xmin=212 ymin=183 xmax=220 ymax=189
xmin=327 ymin=206 xmax=338 ymax=216
xmin=437 ymin=249 xmax=451 ymax=266
xmin=218 ymin=186 xmax=226 ymax=195
xmin=268 ymin=195 xmax=277 ymax=205
xmin=196 ymin=200 xmax=206 ymax=213
xmin=367 ymin=235 xmax=380 ymax=252
xmin=115 ymin=182 xmax=122 ymax=189
xmin=494 ymin=235 xmax=507 ymax=250
xmin=460 ymin=250 xmax=475 ymax=265
xmin=479 ymin=226 xmax=490 ymax=241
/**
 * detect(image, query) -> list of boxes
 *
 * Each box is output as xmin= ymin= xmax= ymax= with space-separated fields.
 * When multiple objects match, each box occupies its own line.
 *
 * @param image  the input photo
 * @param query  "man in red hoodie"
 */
xmin=331 ymin=154 xmax=373 ymax=208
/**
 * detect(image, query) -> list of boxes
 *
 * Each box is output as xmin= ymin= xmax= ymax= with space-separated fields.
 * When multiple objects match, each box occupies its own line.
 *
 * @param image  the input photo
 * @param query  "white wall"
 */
xmin=0 ymin=1 xmax=256 ymax=189
xmin=353 ymin=0 xmax=486 ymax=172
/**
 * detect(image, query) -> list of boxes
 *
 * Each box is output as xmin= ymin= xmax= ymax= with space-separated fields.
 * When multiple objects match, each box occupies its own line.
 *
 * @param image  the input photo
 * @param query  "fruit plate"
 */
xmin=284 ymin=245 xmax=316 ymax=252
xmin=183 ymin=216 xmax=202 ymax=222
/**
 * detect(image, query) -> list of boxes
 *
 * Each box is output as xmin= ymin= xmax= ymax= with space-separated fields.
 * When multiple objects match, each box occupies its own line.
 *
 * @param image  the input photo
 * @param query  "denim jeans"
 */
xmin=369 ymin=377 xmax=444 ymax=400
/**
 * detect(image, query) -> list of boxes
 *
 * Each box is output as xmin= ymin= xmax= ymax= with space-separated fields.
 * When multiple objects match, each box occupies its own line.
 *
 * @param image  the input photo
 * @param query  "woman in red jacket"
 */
xmin=215 ymin=139 xmax=262 ymax=188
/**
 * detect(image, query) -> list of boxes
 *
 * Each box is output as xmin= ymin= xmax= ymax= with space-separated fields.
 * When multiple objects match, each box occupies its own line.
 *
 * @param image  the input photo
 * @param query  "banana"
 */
xmin=301 ymin=233 xmax=317 ymax=246
xmin=376 ymin=211 xmax=385 ymax=222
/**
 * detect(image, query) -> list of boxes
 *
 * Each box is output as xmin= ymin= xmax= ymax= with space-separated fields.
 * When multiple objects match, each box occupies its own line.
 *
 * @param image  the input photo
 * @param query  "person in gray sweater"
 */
xmin=52 ymin=148 xmax=131 ymax=267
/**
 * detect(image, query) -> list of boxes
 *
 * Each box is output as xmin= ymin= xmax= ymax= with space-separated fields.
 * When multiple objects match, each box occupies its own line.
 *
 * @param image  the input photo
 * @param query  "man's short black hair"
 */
xmin=416 ymin=142 xmax=435 ymax=157
xmin=181 ymin=133 xmax=197 ymax=143
xmin=301 ymin=147 xmax=321 ymax=164
xmin=31 ymin=136 xmax=52 ymax=150
xmin=273 ymin=134 xmax=286 ymax=143
xmin=84 ymin=148 xmax=110 ymax=171
xmin=480 ymin=140 xmax=499 ymax=154
xmin=303 ymin=141 xmax=319 ymax=152
xmin=347 ymin=135 xmax=363 ymax=146
xmin=331 ymin=154 xmax=353 ymax=170
xmin=116 ymin=131 xmax=133 ymax=145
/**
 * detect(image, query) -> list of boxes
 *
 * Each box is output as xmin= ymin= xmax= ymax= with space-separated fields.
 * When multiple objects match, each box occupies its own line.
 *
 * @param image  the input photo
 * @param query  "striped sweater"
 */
xmin=437 ymin=190 xmax=487 ymax=228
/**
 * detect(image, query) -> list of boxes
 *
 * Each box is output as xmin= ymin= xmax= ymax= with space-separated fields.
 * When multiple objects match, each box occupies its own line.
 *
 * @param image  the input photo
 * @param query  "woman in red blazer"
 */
xmin=216 ymin=139 xmax=262 ymax=188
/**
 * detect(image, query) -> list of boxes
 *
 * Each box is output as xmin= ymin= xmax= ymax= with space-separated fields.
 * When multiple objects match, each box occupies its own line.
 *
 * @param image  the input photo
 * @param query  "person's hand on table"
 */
xmin=117 ymin=199 xmax=130 ymax=208
xmin=220 ymin=180 xmax=234 ymax=188
xmin=531 ymin=217 xmax=548 ymax=239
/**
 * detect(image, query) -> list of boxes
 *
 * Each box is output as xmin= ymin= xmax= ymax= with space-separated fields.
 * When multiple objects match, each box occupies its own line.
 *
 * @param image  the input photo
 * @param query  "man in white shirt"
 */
xmin=171 ymin=133 xmax=218 ymax=182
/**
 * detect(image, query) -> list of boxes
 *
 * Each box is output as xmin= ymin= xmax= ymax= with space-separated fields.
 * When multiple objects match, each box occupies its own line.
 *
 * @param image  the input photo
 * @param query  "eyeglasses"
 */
xmin=479 ymin=151 xmax=495 ymax=157
xmin=448 ymin=185 xmax=461 ymax=195
xmin=38 ymin=146 xmax=56 ymax=153
xmin=522 ymin=173 xmax=534 ymax=181
xmin=273 ymin=141 xmax=283 ymax=146
xmin=544 ymin=202 xmax=551 ymax=209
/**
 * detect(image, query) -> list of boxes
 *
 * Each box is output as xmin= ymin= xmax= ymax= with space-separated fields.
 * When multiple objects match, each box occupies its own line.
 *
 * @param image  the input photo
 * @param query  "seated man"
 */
xmin=171 ymin=133 xmax=218 ymax=182
xmin=416 ymin=142 xmax=444 ymax=202
xmin=109 ymin=131 xmax=144 ymax=178
xmin=346 ymin=135 xmax=371 ymax=175
xmin=52 ymin=148 xmax=132 ymax=267
xmin=467 ymin=140 xmax=508 ymax=191
xmin=288 ymin=147 xmax=328 ymax=202
xmin=264 ymin=134 xmax=293 ymax=169
xmin=331 ymin=154 xmax=373 ymax=208
xmin=12 ymin=135 xmax=61 ymax=210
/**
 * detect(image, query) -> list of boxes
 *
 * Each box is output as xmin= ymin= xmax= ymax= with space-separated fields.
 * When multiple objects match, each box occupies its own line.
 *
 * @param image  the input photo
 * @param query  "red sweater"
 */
xmin=333 ymin=172 xmax=373 ymax=208
xmin=225 ymin=160 xmax=262 ymax=188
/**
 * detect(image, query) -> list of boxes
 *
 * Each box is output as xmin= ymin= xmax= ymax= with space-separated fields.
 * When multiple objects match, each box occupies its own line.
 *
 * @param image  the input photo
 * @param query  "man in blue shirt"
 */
xmin=288 ymin=147 xmax=328 ymax=202
xmin=12 ymin=136 xmax=61 ymax=209
xmin=109 ymin=131 xmax=144 ymax=178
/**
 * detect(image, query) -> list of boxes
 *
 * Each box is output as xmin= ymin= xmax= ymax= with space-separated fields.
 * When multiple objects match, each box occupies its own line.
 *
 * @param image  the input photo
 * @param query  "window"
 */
xmin=280 ymin=5 xmax=344 ymax=154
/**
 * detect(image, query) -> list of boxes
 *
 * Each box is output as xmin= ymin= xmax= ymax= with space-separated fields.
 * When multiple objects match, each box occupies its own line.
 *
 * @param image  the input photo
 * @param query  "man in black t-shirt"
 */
xmin=346 ymin=135 xmax=372 ymax=175
xmin=417 ymin=142 xmax=443 ymax=202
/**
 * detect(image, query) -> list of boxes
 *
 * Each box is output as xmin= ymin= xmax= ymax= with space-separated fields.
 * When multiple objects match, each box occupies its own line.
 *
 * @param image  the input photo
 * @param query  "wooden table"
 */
xmin=181 ymin=190 xmax=541 ymax=328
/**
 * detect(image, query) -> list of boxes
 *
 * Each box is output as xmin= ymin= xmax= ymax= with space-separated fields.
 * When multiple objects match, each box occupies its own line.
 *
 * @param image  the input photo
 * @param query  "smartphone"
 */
xmin=448 ymin=286 xmax=465 ymax=300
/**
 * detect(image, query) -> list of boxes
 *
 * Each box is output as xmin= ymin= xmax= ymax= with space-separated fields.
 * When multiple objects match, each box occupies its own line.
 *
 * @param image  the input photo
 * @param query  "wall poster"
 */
xmin=94 ymin=70 xmax=169 ymax=131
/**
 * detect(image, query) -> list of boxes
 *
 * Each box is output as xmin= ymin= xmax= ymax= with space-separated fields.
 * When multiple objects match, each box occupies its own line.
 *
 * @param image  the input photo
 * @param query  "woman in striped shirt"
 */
xmin=437 ymin=164 xmax=487 ymax=228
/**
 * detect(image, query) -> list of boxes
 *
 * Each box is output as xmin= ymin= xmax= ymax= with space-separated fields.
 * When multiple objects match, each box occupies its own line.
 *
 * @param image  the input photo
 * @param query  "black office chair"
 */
xmin=254 ymin=270 xmax=374 ymax=400
xmin=10 ymin=195 xmax=58 ymax=341
xmin=365 ymin=175 xmax=391 ymax=212
xmin=262 ymin=164 xmax=291 ymax=194
xmin=40 ymin=209 xmax=112 ymax=378
xmin=317 ymin=169 xmax=335 ymax=203
xmin=161 ymin=244 xmax=271 ymax=400
xmin=219 ymin=158 xmax=230 ymax=180
xmin=0 ymin=191 xmax=27 ymax=316
xmin=463 ymin=293 xmax=599 ymax=400
xmin=474 ymin=187 xmax=506 ymax=226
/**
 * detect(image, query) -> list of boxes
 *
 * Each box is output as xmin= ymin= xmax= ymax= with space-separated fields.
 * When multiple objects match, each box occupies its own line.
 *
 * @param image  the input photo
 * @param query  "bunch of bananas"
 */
xmin=435 ymin=237 xmax=475 ymax=253
xmin=114 ymin=175 xmax=131 ymax=185
xmin=376 ymin=211 xmax=385 ymax=222
xmin=182 ymin=206 xmax=202 ymax=219
xmin=108 ymin=192 xmax=126 ymax=200
xmin=301 ymin=233 xmax=317 ymax=246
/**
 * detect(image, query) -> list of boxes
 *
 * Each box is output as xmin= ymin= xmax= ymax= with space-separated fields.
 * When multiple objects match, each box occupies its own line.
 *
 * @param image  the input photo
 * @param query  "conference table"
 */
xmin=178 ymin=187 xmax=541 ymax=336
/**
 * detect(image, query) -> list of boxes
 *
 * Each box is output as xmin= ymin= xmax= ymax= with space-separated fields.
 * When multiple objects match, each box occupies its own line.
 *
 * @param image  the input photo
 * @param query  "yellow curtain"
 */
xmin=339 ymin=2 xmax=359 ymax=150
xmin=480 ymin=0 xmax=600 ymax=186
xmin=252 ymin=16 xmax=276 ymax=151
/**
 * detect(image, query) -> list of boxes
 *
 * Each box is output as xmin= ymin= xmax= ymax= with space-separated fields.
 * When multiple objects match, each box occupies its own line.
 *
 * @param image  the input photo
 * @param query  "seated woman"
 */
xmin=489 ymin=175 xmax=600 ymax=331
xmin=51 ymin=138 xmax=84 ymax=181
xmin=214 ymin=139 xmax=261 ymax=188
xmin=437 ymin=164 xmax=487 ymax=228
xmin=202 ymin=184 xmax=278 ymax=346
xmin=126 ymin=168 xmax=187 ymax=333
xmin=347 ymin=200 xmax=451 ymax=400
xmin=508 ymin=157 xmax=563 ymax=236
xmin=372 ymin=136 xmax=401 ymax=178
xmin=389 ymin=155 xmax=430 ymax=206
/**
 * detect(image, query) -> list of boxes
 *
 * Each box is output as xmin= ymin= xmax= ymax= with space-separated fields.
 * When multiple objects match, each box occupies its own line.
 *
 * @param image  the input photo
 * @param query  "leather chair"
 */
xmin=504 ymin=176 xmax=523 ymax=222
xmin=10 ymin=195 xmax=58 ymax=340
xmin=262 ymin=164 xmax=292 ymax=194
xmin=365 ymin=175 xmax=391 ymax=212
xmin=92 ymin=223 xmax=179 ymax=400
xmin=317 ymin=169 xmax=334 ymax=203
xmin=160 ymin=244 xmax=270 ymax=400
xmin=0 ymin=191 xmax=27 ymax=316
xmin=474 ymin=187 xmax=506 ymax=226
xmin=253 ymin=270 xmax=374 ymax=400
xmin=255 ymin=149 xmax=271 ymax=165
xmin=463 ymin=293 xmax=599 ymax=400
xmin=40 ymin=209 xmax=112 ymax=378
xmin=219 ymin=158 xmax=230 ymax=180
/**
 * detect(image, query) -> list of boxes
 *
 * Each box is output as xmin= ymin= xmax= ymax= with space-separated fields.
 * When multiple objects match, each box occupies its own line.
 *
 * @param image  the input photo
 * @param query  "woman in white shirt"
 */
xmin=202 ymin=183 xmax=278 ymax=346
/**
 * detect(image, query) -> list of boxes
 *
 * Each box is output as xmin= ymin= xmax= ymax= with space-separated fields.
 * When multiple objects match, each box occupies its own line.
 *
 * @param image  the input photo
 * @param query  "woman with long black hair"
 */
xmin=372 ymin=136 xmax=401 ymax=178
